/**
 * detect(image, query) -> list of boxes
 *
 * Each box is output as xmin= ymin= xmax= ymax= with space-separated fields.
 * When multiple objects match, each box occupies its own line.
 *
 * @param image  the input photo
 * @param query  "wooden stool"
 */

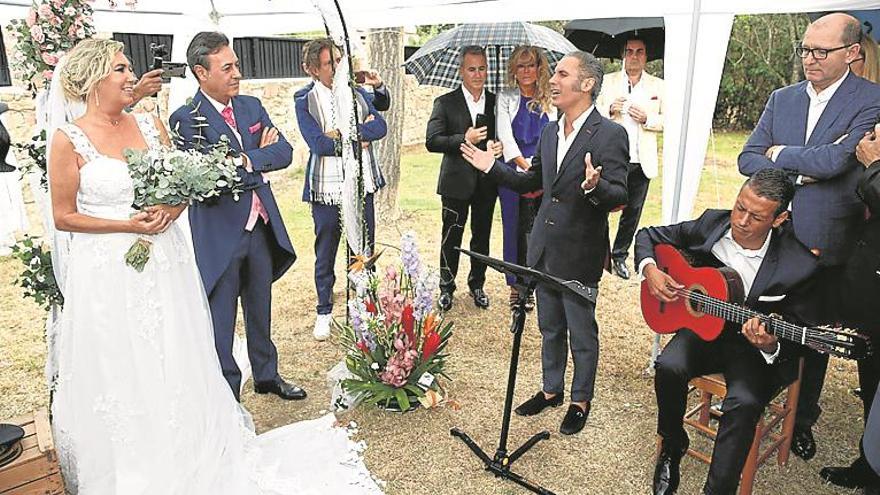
xmin=675 ymin=357 xmax=804 ymax=495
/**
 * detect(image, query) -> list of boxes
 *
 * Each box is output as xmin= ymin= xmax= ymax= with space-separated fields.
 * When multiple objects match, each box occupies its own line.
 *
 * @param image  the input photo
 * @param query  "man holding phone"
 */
xmin=426 ymin=45 xmax=502 ymax=311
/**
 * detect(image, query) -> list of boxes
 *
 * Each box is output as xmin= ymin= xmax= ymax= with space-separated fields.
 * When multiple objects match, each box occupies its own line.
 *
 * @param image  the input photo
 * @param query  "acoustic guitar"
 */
xmin=640 ymin=244 xmax=872 ymax=360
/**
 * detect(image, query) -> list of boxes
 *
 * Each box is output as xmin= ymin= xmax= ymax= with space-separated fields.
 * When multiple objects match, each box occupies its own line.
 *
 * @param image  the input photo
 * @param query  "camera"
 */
xmin=150 ymin=43 xmax=187 ymax=83
xmin=354 ymin=71 xmax=368 ymax=84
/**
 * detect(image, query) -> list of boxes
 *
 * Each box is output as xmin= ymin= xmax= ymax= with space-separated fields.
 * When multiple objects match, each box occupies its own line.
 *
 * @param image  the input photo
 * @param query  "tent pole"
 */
xmin=649 ymin=0 xmax=703 ymax=371
xmin=670 ymin=0 xmax=702 ymax=224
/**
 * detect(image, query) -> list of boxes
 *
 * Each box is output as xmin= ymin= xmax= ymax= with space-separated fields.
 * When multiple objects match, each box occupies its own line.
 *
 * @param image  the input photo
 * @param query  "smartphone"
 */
xmin=474 ymin=112 xmax=488 ymax=129
xmin=354 ymin=71 xmax=368 ymax=84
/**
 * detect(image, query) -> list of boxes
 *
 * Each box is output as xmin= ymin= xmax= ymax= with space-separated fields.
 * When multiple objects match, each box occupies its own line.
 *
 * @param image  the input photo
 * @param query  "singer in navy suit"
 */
xmin=169 ymin=32 xmax=303 ymax=402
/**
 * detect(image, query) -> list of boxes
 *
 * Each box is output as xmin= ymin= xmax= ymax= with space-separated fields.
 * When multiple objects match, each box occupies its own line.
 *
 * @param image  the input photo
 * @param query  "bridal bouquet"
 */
xmin=123 ymin=137 xmax=241 ymax=272
xmin=336 ymin=232 xmax=453 ymax=412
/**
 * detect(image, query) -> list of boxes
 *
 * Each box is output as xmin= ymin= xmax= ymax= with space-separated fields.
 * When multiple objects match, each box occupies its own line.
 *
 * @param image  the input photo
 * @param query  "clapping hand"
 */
xmin=580 ymin=152 xmax=602 ymax=191
xmin=465 ymin=126 xmax=488 ymax=145
xmin=627 ymin=103 xmax=647 ymax=124
xmin=459 ymin=140 xmax=496 ymax=172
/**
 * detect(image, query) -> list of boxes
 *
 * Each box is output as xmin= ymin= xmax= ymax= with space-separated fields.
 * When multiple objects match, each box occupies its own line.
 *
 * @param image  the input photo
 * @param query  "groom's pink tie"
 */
xmin=222 ymin=105 xmax=269 ymax=231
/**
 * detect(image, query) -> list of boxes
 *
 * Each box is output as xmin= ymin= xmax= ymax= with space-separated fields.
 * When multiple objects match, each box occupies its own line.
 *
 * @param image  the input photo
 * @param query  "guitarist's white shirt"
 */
xmin=710 ymin=228 xmax=772 ymax=298
xmin=641 ymin=228 xmax=780 ymax=362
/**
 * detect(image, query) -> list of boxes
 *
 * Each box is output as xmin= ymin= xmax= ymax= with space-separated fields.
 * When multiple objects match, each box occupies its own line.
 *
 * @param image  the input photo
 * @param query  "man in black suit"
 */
xmin=460 ymin=50 xmax=629 ymax=435
xmin=426 ymin=45 xmax=500 ymax=311
xmin=636 ymin=169 xmax=821 ymax=495
xmin=818 ymin=128 xmax=880 ymax=493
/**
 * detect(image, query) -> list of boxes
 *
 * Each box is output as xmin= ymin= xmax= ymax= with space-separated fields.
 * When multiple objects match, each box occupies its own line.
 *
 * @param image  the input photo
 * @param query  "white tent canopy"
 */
xmin=0 ymin=0 xmax=876 ymax=222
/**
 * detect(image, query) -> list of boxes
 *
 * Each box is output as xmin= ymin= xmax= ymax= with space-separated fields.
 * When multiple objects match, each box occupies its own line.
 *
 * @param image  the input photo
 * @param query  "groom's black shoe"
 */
xmin=514 ymin=391 xmax=563 ymax=416
xmin=254 ymin=378 xmax=307 ymax=400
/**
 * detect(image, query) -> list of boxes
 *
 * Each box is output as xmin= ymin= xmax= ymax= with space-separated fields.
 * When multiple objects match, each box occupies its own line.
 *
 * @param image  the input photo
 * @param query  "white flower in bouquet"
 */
xmin=122 ymin=139 xmax=242 ymax=272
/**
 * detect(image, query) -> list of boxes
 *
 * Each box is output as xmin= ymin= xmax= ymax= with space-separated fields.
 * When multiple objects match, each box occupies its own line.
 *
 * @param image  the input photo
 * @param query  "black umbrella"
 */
xmin=0 ymin=102 xmax=13 ymax=173
xmin=564 ymin=17 xmax=665 ymax=61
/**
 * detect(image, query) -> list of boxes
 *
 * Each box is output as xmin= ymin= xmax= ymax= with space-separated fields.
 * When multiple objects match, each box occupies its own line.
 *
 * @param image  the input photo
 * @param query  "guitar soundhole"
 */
xmin=685 ymin=285 xmax=708 ymax=317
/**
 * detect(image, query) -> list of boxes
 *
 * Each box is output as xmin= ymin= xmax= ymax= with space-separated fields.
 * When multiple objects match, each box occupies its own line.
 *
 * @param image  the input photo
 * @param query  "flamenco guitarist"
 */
xmin=635 ymin=168 xmax=822 ymax=495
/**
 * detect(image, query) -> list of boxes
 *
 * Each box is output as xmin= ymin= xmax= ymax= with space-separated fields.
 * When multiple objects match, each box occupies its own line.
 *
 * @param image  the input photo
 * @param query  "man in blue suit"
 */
xmin=169 ymin=32 xmax=304 ymax=402
xmin=738 ymin=12 xmax=880 ymax=459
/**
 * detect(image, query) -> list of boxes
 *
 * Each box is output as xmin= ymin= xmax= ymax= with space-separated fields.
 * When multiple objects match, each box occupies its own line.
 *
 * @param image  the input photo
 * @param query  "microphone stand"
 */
xmin=450 ymin=248 xmax=598 ymax=495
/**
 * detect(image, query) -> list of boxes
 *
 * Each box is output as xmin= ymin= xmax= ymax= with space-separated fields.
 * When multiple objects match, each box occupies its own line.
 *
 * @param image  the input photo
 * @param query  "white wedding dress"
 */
xmin=50 ymin=115 xmax=383 ymax=495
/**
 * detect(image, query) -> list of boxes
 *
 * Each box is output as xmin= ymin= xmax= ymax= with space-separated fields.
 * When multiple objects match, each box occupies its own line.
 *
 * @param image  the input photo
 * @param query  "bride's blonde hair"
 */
xmin=60 ymin=38 xmax=125 ymax=102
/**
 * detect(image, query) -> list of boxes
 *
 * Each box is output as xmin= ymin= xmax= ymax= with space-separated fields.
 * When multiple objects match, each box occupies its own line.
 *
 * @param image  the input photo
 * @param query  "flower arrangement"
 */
xmin=11 ymin=236 xmax=63 ymax=311
xmin=336 ymin=232 xmax=453 ymax=412
xmin=14 ymin=129 xmax=48 ymax=188
xmin=123 ymin=136 xmax=242 ymax=271
xmin=6 ymin=0 xmax=97 ymax=95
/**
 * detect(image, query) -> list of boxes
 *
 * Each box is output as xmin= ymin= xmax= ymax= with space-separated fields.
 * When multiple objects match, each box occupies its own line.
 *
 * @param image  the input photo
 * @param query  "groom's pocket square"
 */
xmin=249 ymin=122 xmax=263 ymax=134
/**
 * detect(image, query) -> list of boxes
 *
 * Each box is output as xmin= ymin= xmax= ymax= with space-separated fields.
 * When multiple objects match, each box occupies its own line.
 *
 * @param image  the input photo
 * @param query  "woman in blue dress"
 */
xmin=495 ymin=45 xmax=557 ymax=310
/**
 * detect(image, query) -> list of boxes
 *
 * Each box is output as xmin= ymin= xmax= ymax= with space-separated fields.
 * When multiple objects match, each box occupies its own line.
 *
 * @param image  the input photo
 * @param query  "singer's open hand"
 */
xmin=581 ymin=152 xmax=602 ymax=191
xmin=460 ymin=140 xmax=495 ymax=172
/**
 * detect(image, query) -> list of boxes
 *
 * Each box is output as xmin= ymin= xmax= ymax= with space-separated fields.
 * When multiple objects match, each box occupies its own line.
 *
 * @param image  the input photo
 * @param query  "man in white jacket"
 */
xmin=597 ymin=36 xmax=664 ymax=280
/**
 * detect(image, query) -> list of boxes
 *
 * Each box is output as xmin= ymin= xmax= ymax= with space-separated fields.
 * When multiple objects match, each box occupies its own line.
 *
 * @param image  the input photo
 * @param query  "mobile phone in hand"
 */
xmin=354 ymin=71 xmax=368 ymax=84
xmin=474 ymin=112 xmax=488 ymax=130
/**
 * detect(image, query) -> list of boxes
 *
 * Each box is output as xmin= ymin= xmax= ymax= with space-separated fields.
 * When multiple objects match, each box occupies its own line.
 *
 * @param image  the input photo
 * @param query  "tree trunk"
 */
xmin=367 ymin=27 xmax=404 ymax=220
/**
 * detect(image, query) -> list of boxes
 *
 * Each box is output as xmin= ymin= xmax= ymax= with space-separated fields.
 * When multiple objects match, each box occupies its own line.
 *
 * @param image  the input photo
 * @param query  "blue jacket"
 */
xmin=169 ymin=90 xmax=296 ymax=295
xmin=294 ymin=81 xmax=387 ymax=204
xmin=738 ymin=72 xmax=880 ymax=265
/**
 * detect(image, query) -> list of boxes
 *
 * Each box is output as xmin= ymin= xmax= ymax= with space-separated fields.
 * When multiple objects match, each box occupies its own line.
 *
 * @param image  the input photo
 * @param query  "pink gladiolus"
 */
xmin=30 ymin=24 xmax=45 ymax=44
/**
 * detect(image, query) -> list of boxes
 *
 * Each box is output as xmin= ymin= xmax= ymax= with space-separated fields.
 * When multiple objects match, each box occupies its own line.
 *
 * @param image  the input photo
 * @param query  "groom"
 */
xmin=170 ymin=31 xmax=305 ymax=402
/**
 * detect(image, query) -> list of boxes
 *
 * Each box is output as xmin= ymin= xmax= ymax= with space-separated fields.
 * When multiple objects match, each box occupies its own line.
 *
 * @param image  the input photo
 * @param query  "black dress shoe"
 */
xmin=653 ymin=440 xmax=688 ymax=495
xmin=438 ymin=291 xmax=453 ymax=311
xmin=791 ymin=426 xmax=816 ymax=460
xmin=514 ymin=391 xmax=563 ymax=416
xmin=612 ymin=259 xmax=630 ymax=280
xmin=559 ymin=403 xmax=590 ymax=435
xmin=820 ymin=460 xmax=880 ymax=489
xmin=470 ymin=288 xmax=490 ymax=309
xmin=254 ymin=378 xmax=307 ymax=400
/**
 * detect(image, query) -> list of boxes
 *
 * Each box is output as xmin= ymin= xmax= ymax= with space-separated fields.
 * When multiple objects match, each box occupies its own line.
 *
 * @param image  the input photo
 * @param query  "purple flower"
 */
xmin=400 ymin=231 xmax=421 ymax=279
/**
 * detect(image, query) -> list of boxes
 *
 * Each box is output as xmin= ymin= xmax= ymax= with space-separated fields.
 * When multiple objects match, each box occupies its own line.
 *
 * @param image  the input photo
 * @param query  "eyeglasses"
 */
xmin=794 ymin=43 xmax=856 ymax=60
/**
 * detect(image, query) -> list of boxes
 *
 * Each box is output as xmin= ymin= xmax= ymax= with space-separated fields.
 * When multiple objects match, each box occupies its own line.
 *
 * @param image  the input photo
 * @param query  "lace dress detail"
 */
xmin=51 ymin=117 xmax=383 ymax=495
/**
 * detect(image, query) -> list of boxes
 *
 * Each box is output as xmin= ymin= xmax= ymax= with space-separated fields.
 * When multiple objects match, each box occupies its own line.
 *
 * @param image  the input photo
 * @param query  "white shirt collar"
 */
xmin=806 ymin=69 xmax=849 ymax=103
xmin=314 ymin=80 xmax=333 ymax=97
xmin=461 ymin=85 xmax=485 ymax=104
xmin=722 ymin=228 xmax=772 ymax=259
xmin=202 ymin=91 xmax=232 ymax=114
xmin=557 ymin=105 xmax=594 ymax=138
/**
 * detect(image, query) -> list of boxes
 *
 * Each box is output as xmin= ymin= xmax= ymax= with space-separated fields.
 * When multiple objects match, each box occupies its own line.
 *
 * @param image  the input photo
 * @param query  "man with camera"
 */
xmin=426 ymin=45 xmax=502 ymax=311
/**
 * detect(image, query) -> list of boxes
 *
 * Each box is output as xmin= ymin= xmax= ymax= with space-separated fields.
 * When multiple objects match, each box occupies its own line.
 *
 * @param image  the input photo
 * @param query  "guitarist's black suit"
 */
xmin=634 ymin=209 xmax=821 ymax=494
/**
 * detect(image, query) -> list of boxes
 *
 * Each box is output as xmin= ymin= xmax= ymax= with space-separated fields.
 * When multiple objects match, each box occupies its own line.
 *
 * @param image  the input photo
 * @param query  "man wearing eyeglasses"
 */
xmin=739 ymin=12 xmax=880 ymax=464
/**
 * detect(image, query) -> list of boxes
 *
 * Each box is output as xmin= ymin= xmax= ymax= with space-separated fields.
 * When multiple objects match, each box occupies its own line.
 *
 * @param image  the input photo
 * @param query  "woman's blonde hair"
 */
xmin=60 ymin=38 xmax=125 ymax=102
xmin=506 ymin=45 xmax=552 ymax=114
xmin=859 ymin=35 xmax=880 ymax=84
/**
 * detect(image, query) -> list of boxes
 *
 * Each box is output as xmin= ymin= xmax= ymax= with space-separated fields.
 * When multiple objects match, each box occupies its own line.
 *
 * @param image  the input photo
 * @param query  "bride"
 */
xmin=47 ymin=38 xmax=382 ymax=494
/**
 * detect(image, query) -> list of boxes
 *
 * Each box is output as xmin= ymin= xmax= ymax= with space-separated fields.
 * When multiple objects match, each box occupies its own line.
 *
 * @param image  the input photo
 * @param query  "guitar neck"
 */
xmin=690 ymin=293 xmax=809 ymax=346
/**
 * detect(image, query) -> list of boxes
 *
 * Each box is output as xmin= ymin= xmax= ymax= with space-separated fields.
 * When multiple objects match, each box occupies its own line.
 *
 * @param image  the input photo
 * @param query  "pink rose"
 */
xmin=37 ymin=4 xmax=52 ymax=19
xmin=41 ymin=52 xmax=58 ymax=66
xmin=53 ymin=0 xmax=64 ymax=8
xmin=48 ymin=14 xmax=61 ymax=27
xmin=42 ymin=70 xmax=53 ymax=81
xmin=29 ymin=24 xmax=44 ymax=44
xmin=67 ymin=24 xmax=77 ymax=36
xmin=26 ymin=9 xmax=36 ymax=27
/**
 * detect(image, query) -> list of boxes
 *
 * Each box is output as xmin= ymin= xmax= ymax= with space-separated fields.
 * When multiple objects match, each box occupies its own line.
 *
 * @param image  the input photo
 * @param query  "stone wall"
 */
xmin=0 ymin=74 xmax=447 ymax=166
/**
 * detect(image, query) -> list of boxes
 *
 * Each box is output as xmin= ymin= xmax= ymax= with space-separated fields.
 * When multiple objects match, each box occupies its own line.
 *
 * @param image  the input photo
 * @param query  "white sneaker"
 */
xmin=313 ymin=314 xmax=332 ymax=341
